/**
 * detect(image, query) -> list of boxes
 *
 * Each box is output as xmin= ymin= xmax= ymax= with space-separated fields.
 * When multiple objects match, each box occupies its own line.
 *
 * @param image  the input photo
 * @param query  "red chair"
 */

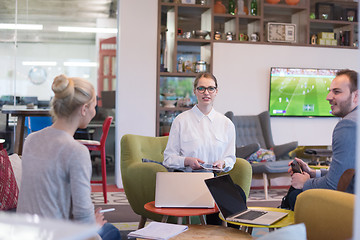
xmin=77 ymin=116 xmax=113 ymax=203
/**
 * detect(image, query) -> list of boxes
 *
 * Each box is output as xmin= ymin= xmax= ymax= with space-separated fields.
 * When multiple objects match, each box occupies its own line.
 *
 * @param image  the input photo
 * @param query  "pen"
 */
xmin=99 ymin=208 xmax=115 ymax=213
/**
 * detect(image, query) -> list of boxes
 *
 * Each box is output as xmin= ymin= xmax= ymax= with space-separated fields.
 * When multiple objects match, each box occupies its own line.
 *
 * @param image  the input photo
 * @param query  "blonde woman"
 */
xmin=17 ymin=75 xmax=121 ymax=240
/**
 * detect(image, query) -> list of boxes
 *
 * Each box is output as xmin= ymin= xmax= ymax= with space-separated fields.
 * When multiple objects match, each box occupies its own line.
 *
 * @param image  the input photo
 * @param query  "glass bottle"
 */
xmin=177 ymin=57 xmax=183 ymax=72
xmin=339 ymin=31 xmax=344 ymax=46
xmin=250 ymin=0 xmax=257 ymax=16
xmin=228 ymin=0 xmax=235 ymax=15
xmin=237 ymin=0 xmax=245 ymax=15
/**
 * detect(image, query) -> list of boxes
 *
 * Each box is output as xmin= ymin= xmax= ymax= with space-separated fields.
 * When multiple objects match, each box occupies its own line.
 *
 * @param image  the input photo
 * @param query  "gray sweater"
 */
xmin=303 ymin=108 xmax=357 ymax=192
xmin=17 ymin=127 xmax=95 ymax=224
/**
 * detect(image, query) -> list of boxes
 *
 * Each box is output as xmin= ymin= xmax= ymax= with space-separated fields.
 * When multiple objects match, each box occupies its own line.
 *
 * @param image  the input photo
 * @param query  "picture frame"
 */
xmin=267 ymin=22 xmax=296 ymax=43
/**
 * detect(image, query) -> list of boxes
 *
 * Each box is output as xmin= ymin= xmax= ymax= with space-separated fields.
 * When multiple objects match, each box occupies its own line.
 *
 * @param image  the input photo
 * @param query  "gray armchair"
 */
xmin=225 ymin=111 xmax=298 ymax=199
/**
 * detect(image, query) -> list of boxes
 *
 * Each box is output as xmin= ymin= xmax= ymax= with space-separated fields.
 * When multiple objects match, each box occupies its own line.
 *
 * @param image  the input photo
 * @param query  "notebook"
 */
xmin=155 ymin=172 xmax=215 ymax=208
xmin=204 ymin=174 xmax=288 ymax=225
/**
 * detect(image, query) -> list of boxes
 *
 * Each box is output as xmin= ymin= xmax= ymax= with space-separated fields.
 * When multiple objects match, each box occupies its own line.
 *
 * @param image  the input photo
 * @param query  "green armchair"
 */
xmin=120 ymin=134 xmax=252 ymax=228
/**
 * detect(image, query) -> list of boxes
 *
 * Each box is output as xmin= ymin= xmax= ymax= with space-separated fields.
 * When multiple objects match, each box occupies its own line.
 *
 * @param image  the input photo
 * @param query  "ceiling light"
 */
xmin=22 ymin=61 xmax=57 ymax=66
xmin=63 ymin=62 xmax=98 ymax=67
xmin=58 ymin=26 xmax=117 ymax=34
xmin=0 ymin=24 xmax=43 ymax=30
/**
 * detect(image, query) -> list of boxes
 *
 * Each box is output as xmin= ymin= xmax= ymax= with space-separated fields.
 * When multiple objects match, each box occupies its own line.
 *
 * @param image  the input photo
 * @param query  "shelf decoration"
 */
xmin=285 ymin=0 xmax=300 ymax=6
xmin=265 ymin=0 xmax=280 ymax=4
xmin=214 ymin=0 xmax=226 ymax=14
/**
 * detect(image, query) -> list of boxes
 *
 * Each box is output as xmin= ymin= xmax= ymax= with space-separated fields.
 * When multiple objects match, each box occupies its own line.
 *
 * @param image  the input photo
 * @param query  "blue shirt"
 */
xmin=303 ymin=108 xmax=357 ymax=192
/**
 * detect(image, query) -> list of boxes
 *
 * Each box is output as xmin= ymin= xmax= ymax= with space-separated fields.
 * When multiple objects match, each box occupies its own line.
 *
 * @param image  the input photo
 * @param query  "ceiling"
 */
xmin=0 ymin=0 xmax=356 ymax=44
xmin=0 ymin=0 xmax=117 ymax=44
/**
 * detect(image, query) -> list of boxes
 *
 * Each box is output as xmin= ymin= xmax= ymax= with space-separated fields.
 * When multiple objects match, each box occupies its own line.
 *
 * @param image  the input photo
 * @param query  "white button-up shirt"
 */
xmin=163 ymin=105 xmax=236 ymax=172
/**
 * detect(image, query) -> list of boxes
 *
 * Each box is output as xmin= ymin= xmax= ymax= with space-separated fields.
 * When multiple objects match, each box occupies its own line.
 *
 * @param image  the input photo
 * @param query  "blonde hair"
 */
xmin=50 ymin=74 xmax=95 ymax=119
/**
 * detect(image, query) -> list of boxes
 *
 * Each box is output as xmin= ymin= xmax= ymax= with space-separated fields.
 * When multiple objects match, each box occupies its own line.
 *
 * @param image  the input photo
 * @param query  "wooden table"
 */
xmin=219 ymin=207 xmax=294 ymax=235
xmin=1 ymin=107 xmax=50 ymax=154
xmin=144 ymin=201 xmax=219 ymax=225
xmin=309 ymin=165 xmax=330 ymax=170
xmin=164 ymin=224 xmax=253 ymax=239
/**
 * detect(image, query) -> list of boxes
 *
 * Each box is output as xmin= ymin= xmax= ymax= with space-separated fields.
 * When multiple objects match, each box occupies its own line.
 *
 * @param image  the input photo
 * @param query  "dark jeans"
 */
xmin=281 ymin=186 xmax=303 ymax=211
xmin=98 ymin=222 xmax=121 ymax=240
xmin=288 ymin=188 xmax=303 ymax=211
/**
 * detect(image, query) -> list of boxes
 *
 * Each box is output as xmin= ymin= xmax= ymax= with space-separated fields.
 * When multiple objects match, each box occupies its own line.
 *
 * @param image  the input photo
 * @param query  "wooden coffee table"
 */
xmin=172 ymin=224 xmax=252 ymax=239
xmin=219 ymin=207 xmax=294 ymax=234
xmin=144 ymin=201 xmax=219 ymax=224
xmin=137 ymin=224 xmax=253 ymax=240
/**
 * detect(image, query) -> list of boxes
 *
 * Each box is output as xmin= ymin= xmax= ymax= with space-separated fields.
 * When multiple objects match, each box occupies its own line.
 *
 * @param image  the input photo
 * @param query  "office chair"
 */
xmin=25 ymin=116 xmax=53 ymax=134
xmin=337 ymin=169 xmax=355 ymax=192
xmin=77 ymin=116 xmax=113 ymax=204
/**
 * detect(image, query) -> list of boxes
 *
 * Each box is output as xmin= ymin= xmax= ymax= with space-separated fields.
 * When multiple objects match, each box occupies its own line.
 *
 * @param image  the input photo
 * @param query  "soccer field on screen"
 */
xmin=269 ymin=75 xmax=333 ymax=117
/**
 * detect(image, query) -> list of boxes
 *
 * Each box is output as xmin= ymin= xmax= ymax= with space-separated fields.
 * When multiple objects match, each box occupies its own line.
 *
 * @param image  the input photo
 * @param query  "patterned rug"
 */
xmin=248 ymin=188 xmax=288 ymax=201
xmin=91 ymin=192 xmax=129 ymax=205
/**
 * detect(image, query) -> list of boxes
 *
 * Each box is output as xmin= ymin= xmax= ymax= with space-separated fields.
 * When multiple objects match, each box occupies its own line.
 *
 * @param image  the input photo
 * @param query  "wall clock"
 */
xmin=267 ymin=22 xmax=296 ymax=43
xmin=28 ymin=66 xmax=47 ymax=85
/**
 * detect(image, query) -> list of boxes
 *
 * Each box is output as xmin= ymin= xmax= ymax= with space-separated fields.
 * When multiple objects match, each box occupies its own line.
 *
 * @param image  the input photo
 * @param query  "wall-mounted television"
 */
xmin=269 ymin=67 xmax=339 ymax=117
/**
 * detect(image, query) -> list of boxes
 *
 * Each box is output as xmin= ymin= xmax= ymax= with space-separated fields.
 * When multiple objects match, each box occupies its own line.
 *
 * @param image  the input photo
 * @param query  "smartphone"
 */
xmin=200 ymin=163 xmax=223 ymax=171
xmin=291 ymin=160 xmax=303 ymax=174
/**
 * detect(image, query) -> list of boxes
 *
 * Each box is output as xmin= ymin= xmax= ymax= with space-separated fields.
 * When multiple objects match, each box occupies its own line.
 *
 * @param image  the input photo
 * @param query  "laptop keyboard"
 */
xmin=235 ymin=210 xmax=267 ymax=220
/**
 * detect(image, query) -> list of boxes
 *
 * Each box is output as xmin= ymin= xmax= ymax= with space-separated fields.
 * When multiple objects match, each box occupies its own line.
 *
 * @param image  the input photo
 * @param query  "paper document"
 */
xmin=127 ymin=222 xmax=188 ymax=240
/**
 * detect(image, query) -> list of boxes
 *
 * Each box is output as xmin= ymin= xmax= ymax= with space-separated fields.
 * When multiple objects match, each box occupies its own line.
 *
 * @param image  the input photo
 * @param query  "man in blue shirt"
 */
xmin=284 ymin=69 xmax=358 ymax=210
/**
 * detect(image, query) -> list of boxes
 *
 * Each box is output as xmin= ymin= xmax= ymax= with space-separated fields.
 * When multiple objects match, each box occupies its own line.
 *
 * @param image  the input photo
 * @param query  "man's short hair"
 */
xmin=336 ymin=69 xmax=358 ymax=92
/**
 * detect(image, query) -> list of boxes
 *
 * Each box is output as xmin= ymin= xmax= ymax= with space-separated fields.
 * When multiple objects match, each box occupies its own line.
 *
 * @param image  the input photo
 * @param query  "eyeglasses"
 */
xmin=196 ymin=86 xmax=217 ymax=94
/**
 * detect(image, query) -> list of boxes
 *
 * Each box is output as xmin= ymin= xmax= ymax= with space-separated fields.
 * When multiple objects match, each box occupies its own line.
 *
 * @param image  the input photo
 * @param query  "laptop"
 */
xmin=155 ymin=172 xmax=215 ymax=208
xmin=204 ymin=174 xmax=288 ymax=225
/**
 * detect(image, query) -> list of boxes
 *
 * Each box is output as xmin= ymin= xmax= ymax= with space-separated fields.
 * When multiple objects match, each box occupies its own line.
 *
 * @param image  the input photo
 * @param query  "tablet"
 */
xmin=200 ymin=163 xmax=223 ymax=171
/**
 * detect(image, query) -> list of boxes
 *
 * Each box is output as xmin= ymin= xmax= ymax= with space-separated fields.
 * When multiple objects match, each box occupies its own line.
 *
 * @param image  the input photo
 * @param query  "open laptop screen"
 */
xmin=205 ymin=174 xmax=248 ymax=219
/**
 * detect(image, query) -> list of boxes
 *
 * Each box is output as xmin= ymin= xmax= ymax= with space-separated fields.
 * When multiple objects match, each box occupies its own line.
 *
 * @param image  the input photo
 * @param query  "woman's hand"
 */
xmin=94 ymin=208 xmax=107 ymax=227
xmin=213 ymin=160 xmax=225 ymax=169
xmin=184 ymin=157 xmax=204 ymax=170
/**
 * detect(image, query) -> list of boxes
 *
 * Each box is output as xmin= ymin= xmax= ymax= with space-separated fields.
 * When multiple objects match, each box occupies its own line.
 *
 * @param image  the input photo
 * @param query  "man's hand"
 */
xmin=94 ymin=208 xmax=107 ymax=227
xmin=291 ymin=172 xmax=310 ymax=189
xmin=184 ymin=157 xmax=204 ymax=170
xmin=288 ymin=158 xmax=316 ymax=178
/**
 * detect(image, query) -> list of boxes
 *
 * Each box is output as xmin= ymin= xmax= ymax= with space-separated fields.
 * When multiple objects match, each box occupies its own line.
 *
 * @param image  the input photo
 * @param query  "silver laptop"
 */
xmin=204 ymin=174 xmax=288 ymax=226
xmin=155 ymin=172 xmax=215 ymax=208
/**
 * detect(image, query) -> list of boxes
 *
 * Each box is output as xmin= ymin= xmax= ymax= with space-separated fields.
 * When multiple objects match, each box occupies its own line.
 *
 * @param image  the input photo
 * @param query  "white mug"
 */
xmin=250 ymin=33 xmax=259 ymax=42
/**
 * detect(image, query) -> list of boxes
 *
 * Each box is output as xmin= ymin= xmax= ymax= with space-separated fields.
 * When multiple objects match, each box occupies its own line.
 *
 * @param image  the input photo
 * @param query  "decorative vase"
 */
xmin=243 ymin=6 xmax=249 ymax=15
xmin=265 ymin=0 xmax=280 ymax=4
xmin=214 ymin=0 xmax=226 ymax=14
xmin=285 ymin=0 xmax=300 ymax=5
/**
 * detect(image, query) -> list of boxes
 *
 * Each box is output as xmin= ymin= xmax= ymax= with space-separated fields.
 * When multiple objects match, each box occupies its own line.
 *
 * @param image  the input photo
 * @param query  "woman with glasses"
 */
xmin=163 ymin=73 xmax=236 ymax=172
